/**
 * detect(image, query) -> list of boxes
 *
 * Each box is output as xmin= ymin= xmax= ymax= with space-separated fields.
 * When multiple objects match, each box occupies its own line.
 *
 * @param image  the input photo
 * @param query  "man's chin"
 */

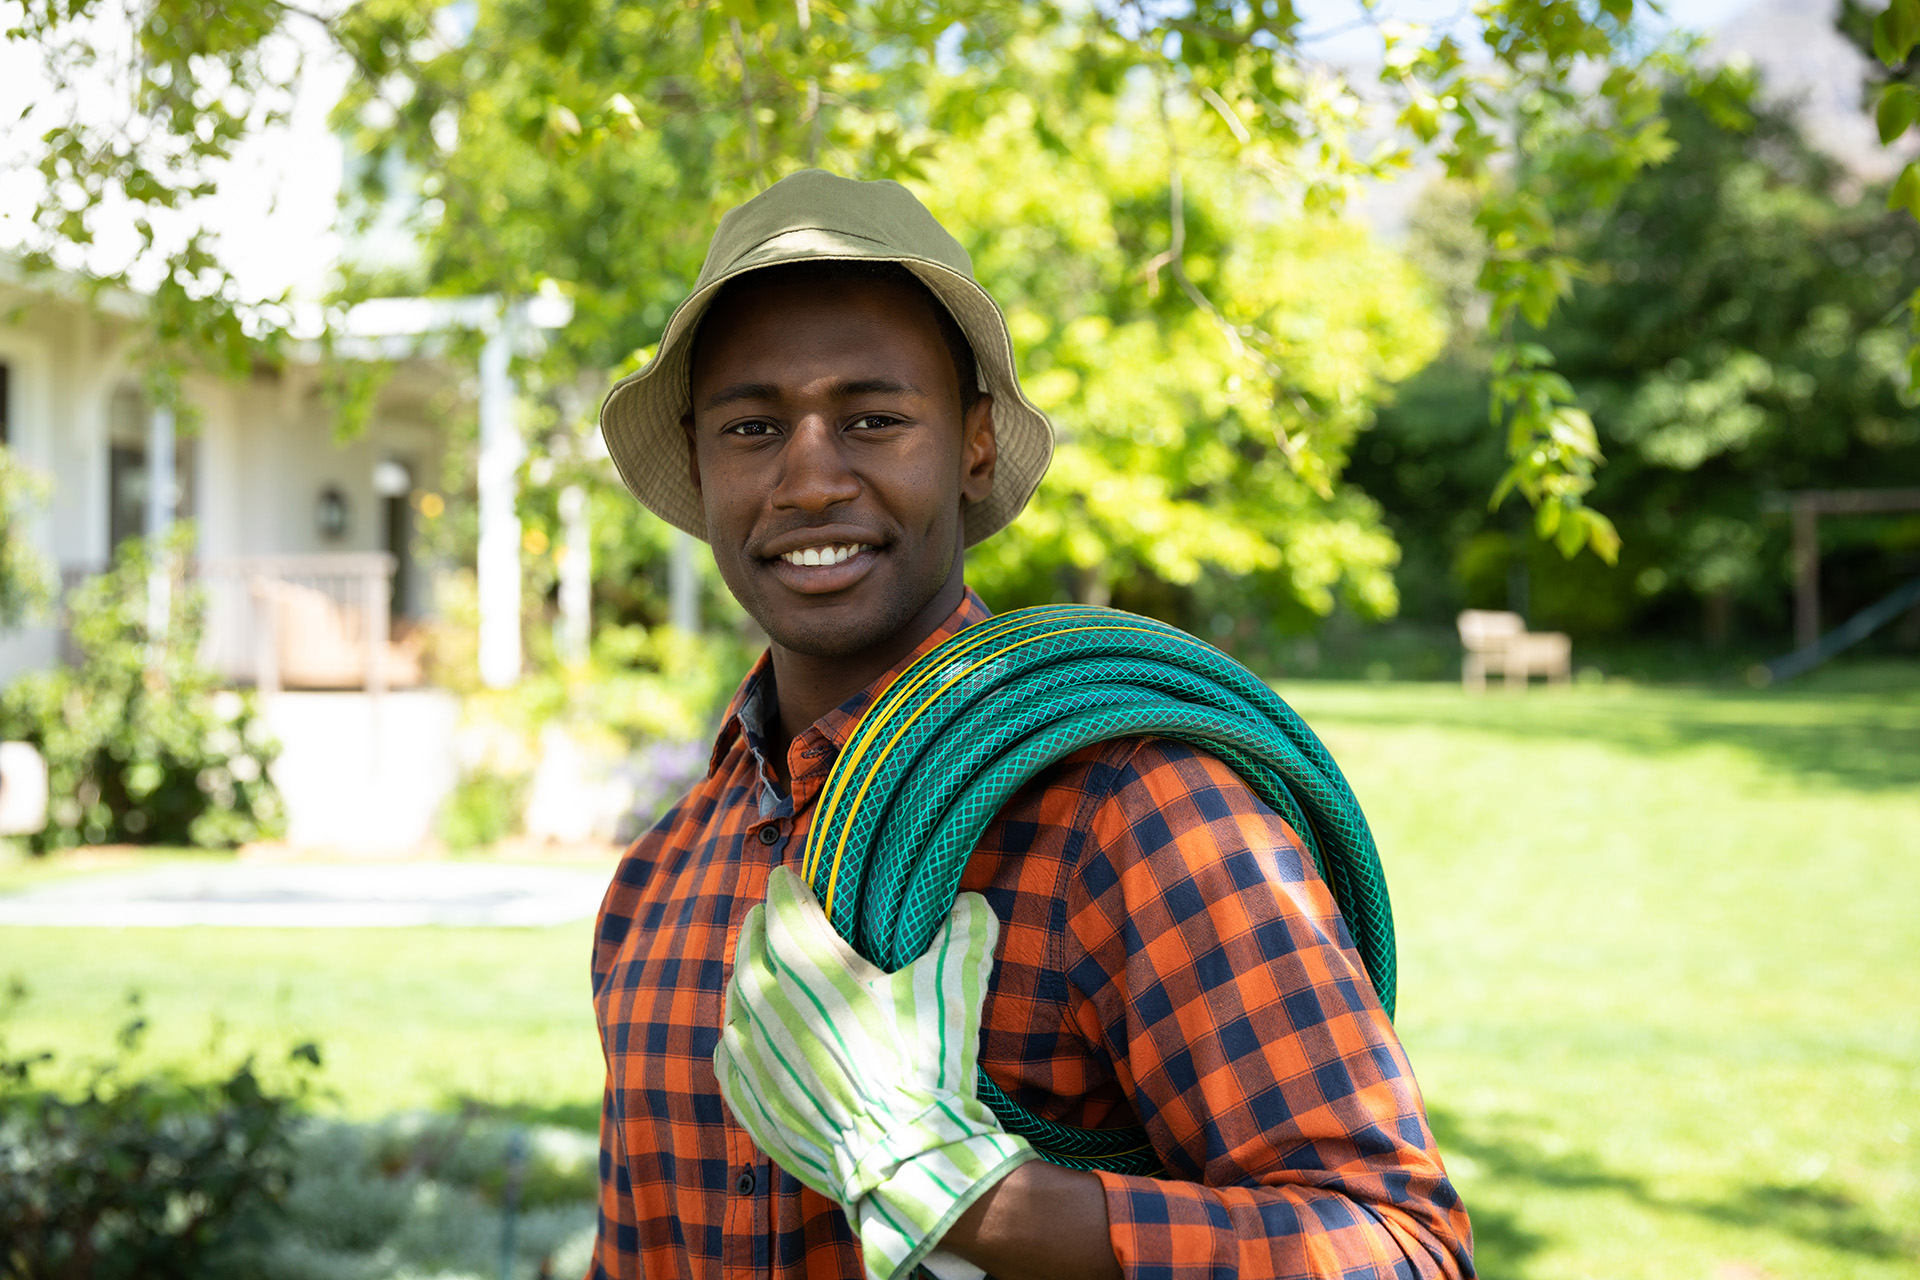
xmin=755 ymin=603 xmax=906 ymax=661
xmin=745 ymin=569 xmax=947 ymax=663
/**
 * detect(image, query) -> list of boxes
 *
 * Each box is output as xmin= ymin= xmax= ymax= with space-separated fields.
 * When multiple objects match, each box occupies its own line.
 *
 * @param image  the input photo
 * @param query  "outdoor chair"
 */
xmin=1456 ymin=609 xmax=1572 ymax=692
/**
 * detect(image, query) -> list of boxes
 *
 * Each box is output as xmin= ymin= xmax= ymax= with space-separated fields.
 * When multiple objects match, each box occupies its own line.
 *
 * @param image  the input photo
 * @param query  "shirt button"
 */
xmin=757 ymin=825 xmax=779 ymax=845
xmin=736 ymin=1167 xmax=757 ymax=1195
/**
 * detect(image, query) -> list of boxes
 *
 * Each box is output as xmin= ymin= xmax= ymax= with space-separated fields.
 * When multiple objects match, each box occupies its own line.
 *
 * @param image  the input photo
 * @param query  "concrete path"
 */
xmin=0 ymin=861 xmax=612 ymax=928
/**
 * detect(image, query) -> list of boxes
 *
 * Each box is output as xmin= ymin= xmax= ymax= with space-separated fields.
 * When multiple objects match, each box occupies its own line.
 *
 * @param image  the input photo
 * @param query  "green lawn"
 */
xmin=4 ymin=669 xmax=1917 ymax=1278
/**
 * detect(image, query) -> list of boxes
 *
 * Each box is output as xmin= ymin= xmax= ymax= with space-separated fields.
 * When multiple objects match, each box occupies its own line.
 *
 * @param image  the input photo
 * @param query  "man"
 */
xmin=591 ymin=169 xmax=1473 ymax=1280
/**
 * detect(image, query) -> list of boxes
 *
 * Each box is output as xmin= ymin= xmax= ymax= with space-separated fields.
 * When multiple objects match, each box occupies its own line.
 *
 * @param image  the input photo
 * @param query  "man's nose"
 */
xmin=771 ymin=415 xmax=860 ymax=513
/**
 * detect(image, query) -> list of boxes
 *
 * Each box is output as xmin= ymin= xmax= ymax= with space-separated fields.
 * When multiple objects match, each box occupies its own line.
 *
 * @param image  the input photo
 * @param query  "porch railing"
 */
xmin=198 ymin=554 xmax=399 ymax=694
xmin=58 ymin=554 xmax=405 ymax=693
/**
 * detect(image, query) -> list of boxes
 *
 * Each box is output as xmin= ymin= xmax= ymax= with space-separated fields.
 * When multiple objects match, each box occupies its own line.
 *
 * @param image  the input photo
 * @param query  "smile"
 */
xmin=779 ymin=543 xmax=870 ymax=567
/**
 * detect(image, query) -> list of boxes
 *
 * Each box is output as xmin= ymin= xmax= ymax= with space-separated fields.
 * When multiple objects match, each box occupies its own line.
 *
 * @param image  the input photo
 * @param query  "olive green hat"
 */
xmin=598 ymin=169 xmax=1054 ymax=547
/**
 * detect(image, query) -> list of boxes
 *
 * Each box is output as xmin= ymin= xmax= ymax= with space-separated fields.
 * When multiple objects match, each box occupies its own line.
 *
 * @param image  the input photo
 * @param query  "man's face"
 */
xmin=684 ymin=274 xmax=996 ymax=660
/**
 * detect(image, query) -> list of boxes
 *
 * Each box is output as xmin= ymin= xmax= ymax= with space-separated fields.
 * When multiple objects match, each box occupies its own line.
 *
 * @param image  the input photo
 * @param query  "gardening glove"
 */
xmin=715 ymin=865 xmax=1037 ymax=1280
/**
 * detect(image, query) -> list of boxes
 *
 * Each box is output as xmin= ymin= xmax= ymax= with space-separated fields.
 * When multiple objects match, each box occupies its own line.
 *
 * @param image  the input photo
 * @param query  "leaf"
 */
xmin=1554 ymin=504 xmax=1589 ymax=557
xmin=1887 ymin=161 xmax=1920 ymax=220
xmin=1583 ymin=510 xmax=1622 ymax=565
xmin=1875 ymin=0 xmax=1920 ymax=66
xmin=1878 ymin=84 xmax=1919 ymax=145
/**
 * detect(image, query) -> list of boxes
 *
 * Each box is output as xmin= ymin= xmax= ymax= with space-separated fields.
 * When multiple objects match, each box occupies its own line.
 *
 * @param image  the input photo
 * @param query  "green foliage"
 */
xmin=9 ymin=0 xmax=1723 ymax=617
xmin=0 ymin=532 xmax=285 ymax=852
xmin=923 ymin=93 xmax=1440 ymax=621
xmin=436 ymin=764 xmax=528 ymax=851
xmin=0 ymin=446 xmax=53 ymax=631
xmin=257 ymin=1111 xmax=598 ymax=1280
xmin=0 ymin=985 xmax=597 ymax=1280
xmin=1849 ymin=0 xmax=1920 ymax=393
xmin=1353 ymin=88 xmax=1920 ymax=644
xmin=0 ymin=989 xmax=318 ymax=1280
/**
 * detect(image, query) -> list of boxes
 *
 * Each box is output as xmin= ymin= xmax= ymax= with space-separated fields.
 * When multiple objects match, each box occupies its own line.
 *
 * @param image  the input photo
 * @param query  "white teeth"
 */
xmin=781 ymin=544 xmax=866 ymax=567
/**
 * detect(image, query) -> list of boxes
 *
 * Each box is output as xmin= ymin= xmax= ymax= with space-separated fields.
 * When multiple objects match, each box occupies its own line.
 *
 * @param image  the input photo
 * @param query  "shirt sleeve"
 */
xmin=1060 ymin=740 xmax=1474 ymax=1280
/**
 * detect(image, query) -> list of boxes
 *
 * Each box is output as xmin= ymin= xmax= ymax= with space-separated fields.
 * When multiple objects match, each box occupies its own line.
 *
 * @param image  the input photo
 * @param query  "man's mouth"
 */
xmin=776 ymin=542 xmax=872 ymax=567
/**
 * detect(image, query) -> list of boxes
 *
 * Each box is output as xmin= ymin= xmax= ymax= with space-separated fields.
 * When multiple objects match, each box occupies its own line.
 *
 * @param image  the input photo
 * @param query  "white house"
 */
xmin=0 ymin=262 xmax=468 ymax=851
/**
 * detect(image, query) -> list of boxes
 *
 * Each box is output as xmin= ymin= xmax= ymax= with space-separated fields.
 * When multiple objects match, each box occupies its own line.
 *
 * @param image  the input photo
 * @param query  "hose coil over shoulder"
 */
xmin=800 ymin=605 xmax=1395 ymax=1177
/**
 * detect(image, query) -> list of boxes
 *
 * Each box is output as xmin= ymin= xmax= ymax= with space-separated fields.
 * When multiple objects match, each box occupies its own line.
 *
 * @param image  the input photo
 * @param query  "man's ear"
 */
xmin=681 ymin=412 xmax=702 ymax=497
xmin=958 ymin=393 xmax=996 ymax=508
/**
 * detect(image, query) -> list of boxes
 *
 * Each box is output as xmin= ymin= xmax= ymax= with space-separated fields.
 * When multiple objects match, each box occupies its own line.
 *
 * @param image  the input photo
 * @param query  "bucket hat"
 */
xmin=598 ymin=169 xmax=1054 ymax=547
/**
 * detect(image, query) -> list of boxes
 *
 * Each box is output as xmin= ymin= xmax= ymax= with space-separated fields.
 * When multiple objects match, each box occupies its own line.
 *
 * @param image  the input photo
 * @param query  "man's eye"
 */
xmin=852 ymin=414 xmax=901 ymax=431
xmin=726 ymin=420 xmax=775 ymax=437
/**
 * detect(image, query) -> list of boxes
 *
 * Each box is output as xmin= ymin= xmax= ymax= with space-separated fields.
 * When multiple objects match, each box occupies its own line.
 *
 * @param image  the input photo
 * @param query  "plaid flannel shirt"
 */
xmin=590 ymin=589 xmax=1473 ymax=1280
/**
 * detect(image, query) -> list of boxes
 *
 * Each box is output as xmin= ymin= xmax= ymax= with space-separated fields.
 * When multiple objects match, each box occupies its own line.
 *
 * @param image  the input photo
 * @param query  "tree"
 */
xmin=8 ymin=0 xmax=1741 ymax=646
xmin=1349 ymin=87 xmax=1920 ymax=649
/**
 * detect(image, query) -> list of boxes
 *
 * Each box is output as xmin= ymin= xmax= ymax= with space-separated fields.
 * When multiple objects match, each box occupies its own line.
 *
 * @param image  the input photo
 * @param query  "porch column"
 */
xmin=557 ymin=483 xmax=591 ymax=665
xmin=477 ymin=315 xmax=522 ymax=688
xmin=145 ymin=403 xmax=175 ymax=644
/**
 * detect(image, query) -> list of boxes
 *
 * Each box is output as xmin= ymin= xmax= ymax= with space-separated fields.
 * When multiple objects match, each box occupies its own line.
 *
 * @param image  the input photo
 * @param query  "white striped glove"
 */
xmin=715 ymin=865 xmax=1037 ymax=1280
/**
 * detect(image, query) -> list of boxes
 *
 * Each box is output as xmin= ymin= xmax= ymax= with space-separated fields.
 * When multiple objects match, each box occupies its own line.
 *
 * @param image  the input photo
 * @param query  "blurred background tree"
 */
xmin=11 ymin=1 xmax=1726 ymax=656
xmin=26 ymin=0 xmax=1920 ymax=684
xmin=1351 ymin=87 xmax=1920 ymax=655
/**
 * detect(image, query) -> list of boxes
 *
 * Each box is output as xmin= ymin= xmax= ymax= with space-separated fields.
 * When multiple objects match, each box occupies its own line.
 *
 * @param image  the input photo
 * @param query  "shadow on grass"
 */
xmin=1301 ymin=686 xmax=1920 ymax=794
xmin=1429 ymin=1108 xmax=1916 ymax=1277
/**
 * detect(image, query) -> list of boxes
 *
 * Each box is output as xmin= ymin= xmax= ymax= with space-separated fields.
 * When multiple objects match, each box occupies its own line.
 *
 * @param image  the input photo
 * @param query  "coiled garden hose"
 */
xmin=799 ymin=605 xmax=1395 ymax=1176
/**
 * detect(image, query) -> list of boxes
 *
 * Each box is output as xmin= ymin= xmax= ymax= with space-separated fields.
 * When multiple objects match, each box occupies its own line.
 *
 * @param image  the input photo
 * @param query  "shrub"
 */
xmin=0 ymin=988 xmax=598 ymax=1280
xmin=0 ymin=991 xmax=317 ymax=1280
xmin=437 ymin=764 xmax=530 ymax=851
xmin=0 ymin=445 xmax=52 ymax=631
xmin=0 ymin=531 xmax=284 ymax=851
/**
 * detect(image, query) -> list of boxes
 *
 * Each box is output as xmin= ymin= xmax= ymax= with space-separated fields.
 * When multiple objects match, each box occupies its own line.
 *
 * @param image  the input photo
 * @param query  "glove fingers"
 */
xmin=715 ymin=1025 xmax=839 ymax=1197
xmin=892 ymin=891 xmax=1000 ymax=1092
xmin=764 ymin=865 xmax=902 ymax=1060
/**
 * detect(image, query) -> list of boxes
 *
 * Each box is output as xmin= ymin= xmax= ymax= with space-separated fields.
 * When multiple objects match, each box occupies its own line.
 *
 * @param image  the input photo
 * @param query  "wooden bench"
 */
xmin=1456 ymin=610 xmax=1572 ymax=692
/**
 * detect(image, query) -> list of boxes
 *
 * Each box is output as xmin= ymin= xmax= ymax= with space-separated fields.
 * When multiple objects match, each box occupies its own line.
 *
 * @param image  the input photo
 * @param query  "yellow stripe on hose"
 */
xmin=805 ymin=611 xmax=1040 ymax=880
xmin=814 ymin=622 xmax=1200 ymax=915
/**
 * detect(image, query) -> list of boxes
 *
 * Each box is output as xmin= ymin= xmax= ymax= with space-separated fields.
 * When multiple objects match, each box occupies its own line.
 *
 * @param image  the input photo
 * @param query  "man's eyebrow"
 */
xmin=698 ymin=377 xmax=928 ymax=411
xmin=836 ymin=377 xmax=927 ymax=398
xmin=700 ymin=381 xmax=782 ymax=411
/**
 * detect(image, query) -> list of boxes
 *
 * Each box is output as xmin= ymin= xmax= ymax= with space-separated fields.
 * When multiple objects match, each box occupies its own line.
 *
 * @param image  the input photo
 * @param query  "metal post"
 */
xmin=557 ymin=485 xmax=591 ymax=665
xmin=477 ymin=313 xmax=523 ymax=688
xmin=1792 ymin=498 xmax=1819 ymax=653
xmin=669 ymin=529 xmax=699 ymax=634
xmin=145 ymin=404 xmax=176 ymax=647
xmin=499 ymin=1129 xmax=527 ymax=1280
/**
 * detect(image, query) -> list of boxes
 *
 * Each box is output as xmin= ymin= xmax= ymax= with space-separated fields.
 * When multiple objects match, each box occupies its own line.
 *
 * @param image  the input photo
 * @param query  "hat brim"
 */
xmin=598 ymin=227 xmax=1054 ymax=548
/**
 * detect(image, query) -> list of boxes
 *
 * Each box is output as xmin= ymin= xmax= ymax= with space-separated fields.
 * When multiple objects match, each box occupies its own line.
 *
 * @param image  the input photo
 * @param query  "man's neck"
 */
xmin=763 ymin=573 xmax=967 ymax=786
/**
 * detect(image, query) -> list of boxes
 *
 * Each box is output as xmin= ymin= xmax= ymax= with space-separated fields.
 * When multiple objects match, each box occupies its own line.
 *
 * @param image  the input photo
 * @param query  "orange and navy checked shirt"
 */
xmin=590 ymin=589 xmax=1474 ymax=1279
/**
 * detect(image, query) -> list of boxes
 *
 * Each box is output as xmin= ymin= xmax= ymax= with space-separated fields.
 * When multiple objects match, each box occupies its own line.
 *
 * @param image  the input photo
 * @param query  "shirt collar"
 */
xmin=707 ymin=587 xmax=993 ymax=781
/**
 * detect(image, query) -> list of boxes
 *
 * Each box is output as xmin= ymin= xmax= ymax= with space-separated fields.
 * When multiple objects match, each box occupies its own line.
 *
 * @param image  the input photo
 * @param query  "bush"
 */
xmin=0 ymin=445 xmax=52 ymax=631
xmin=0 ymin=990 xmax=598 ymax=1280
xmin=264 ymin=1110 xmax=597 ymax=1280
xmin=0 ymin=991 xmax=317 ymax=1280
xmin=437 ymin=765 xmax=530 ymax=851
xmin=0 ymin=531 xmax=284 ymax=851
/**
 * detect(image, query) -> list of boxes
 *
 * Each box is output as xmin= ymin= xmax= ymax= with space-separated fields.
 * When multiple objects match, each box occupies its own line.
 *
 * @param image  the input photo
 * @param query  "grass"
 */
xmin=3 ymin=666 xmax=1917 ymax=1278
xmin=1280 ymin=668 xmax=1920 ymax=1280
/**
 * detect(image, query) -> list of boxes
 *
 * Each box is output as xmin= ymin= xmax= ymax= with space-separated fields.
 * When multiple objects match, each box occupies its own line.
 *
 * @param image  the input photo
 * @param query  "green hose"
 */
xmin=800 ymin=604 xmax=1395 ymax=1176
